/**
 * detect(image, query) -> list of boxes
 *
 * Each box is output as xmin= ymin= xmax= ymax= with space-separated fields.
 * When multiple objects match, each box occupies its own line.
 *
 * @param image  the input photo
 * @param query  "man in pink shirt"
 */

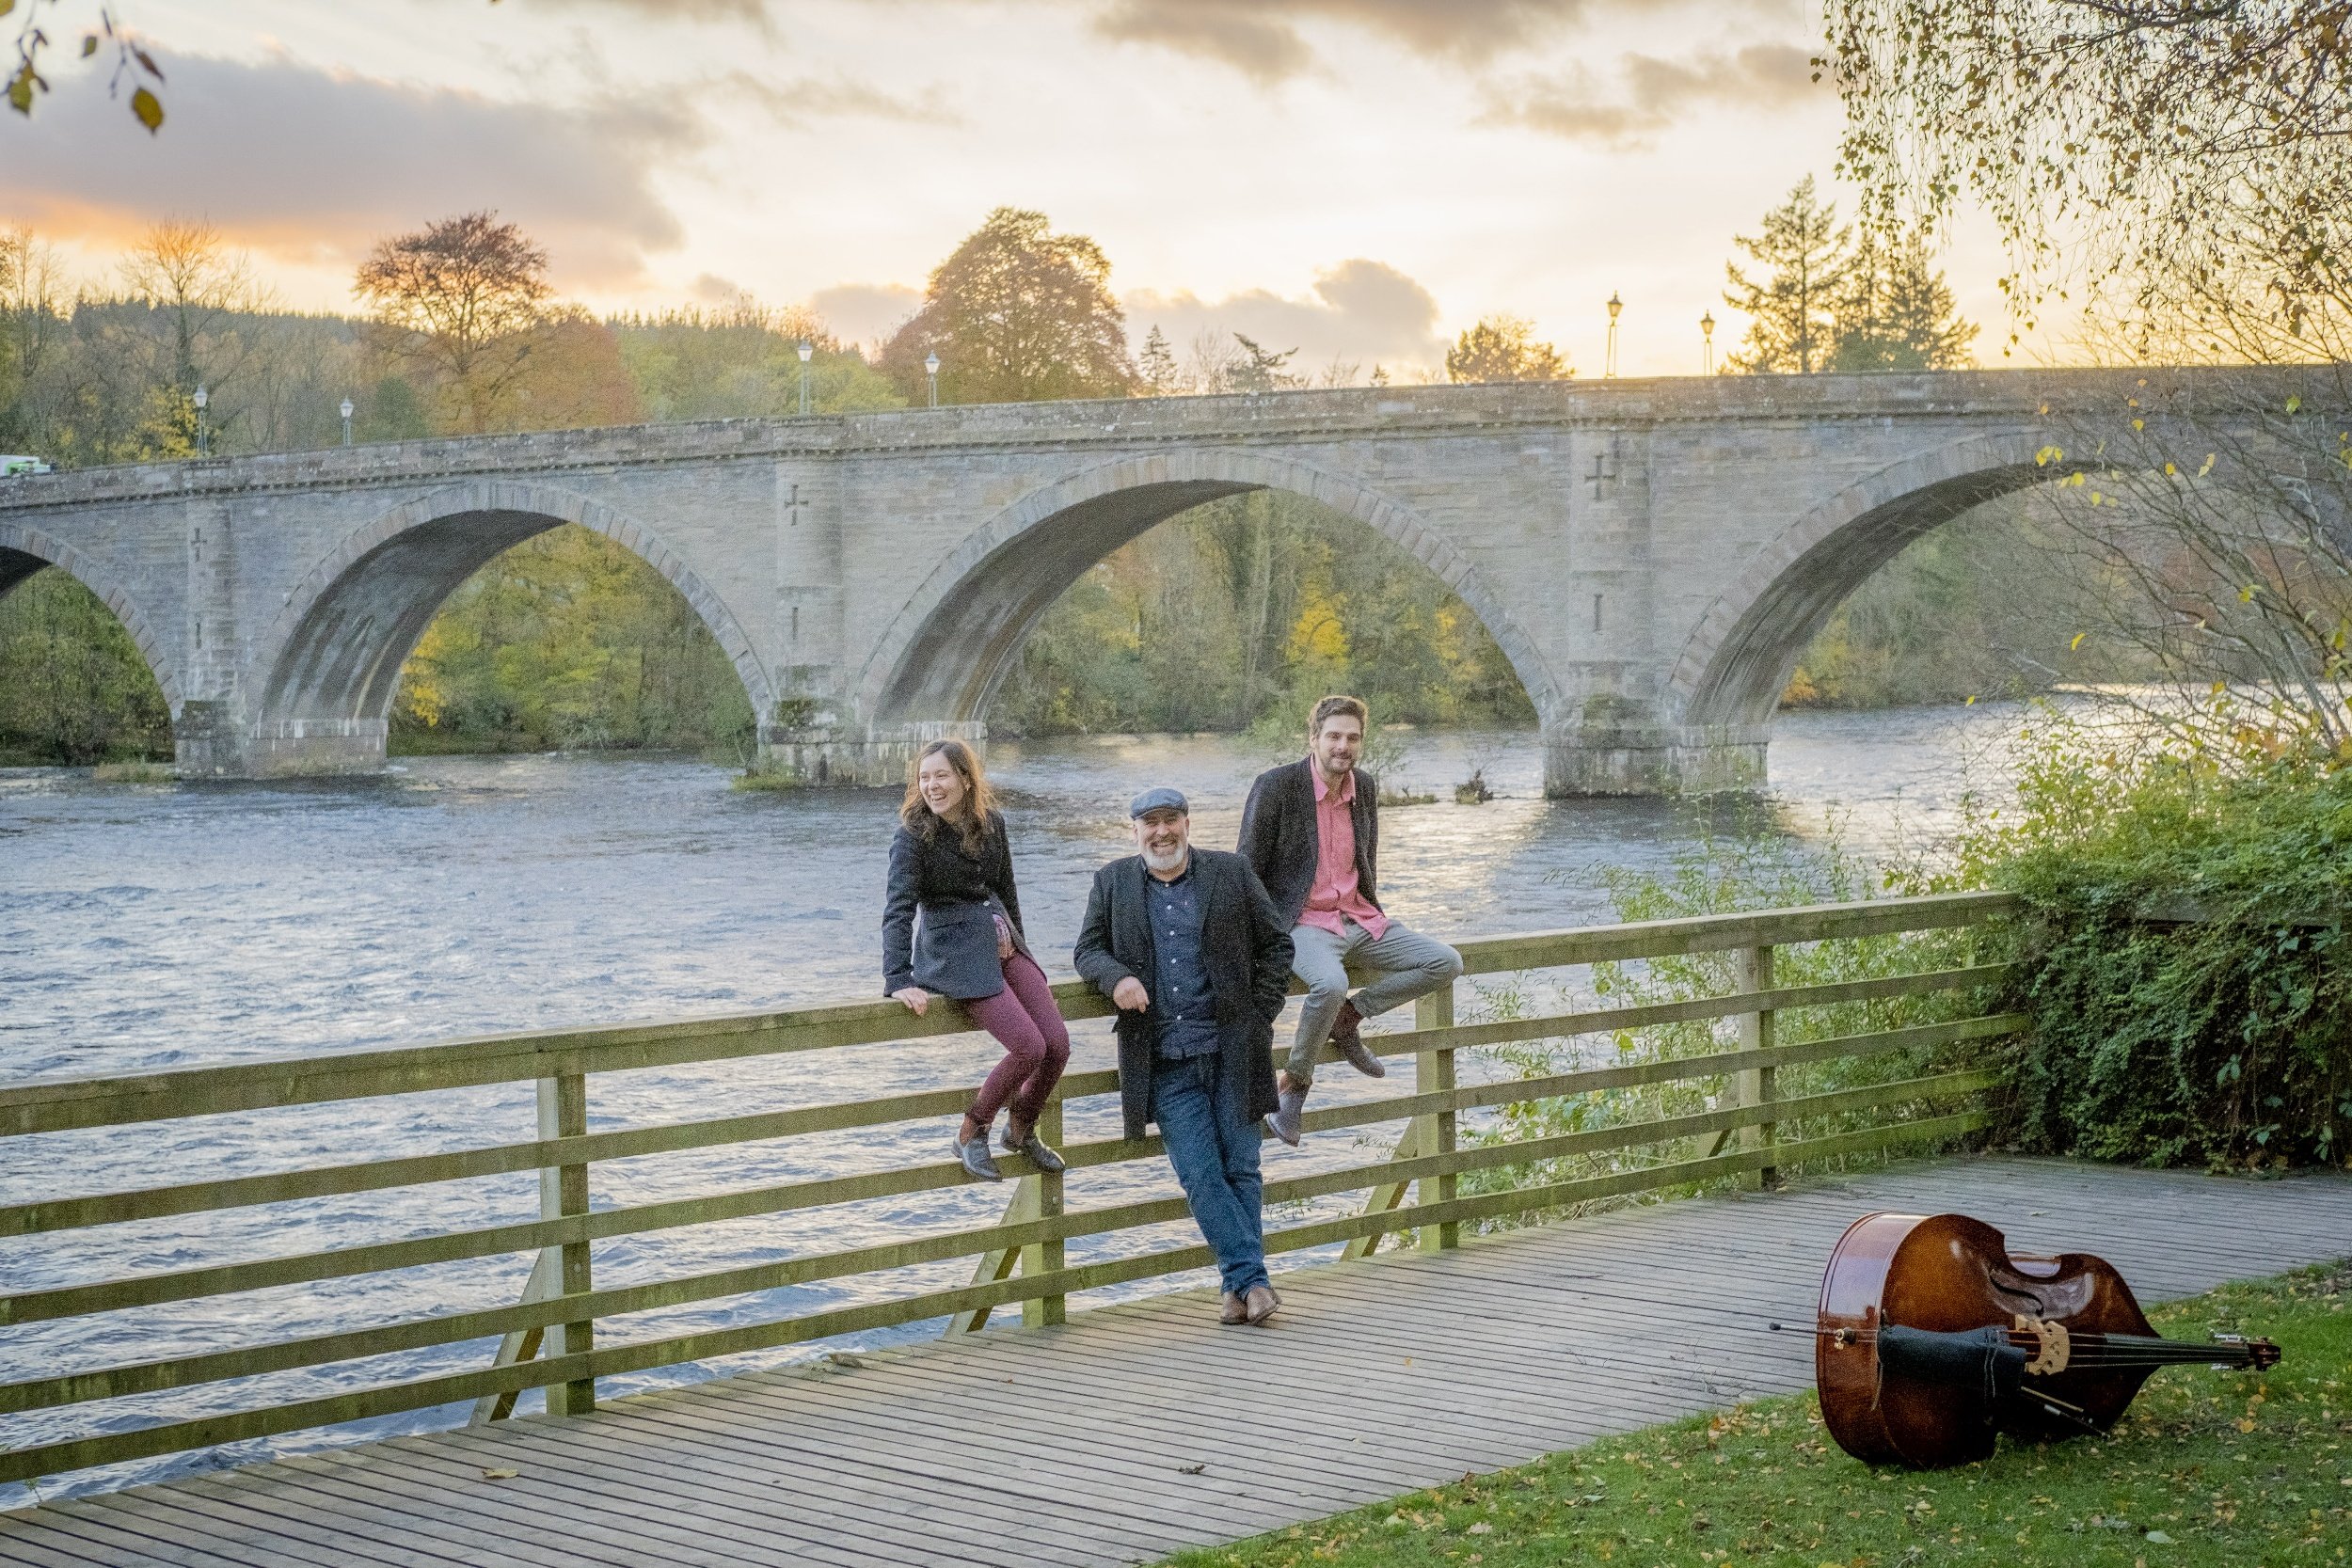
xmin=1238 ymin=694 xmax=1464 ymax=1145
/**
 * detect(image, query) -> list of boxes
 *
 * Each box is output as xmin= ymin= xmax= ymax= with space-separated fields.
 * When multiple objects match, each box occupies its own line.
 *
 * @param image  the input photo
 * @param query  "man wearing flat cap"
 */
xmin=1073 ymin=786 xmax=1295 ymax=1325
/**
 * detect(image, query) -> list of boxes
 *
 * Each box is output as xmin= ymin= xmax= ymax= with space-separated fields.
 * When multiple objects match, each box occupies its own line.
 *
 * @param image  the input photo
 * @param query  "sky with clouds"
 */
xmin=3 ymin=0 xmax=2058 ymax=379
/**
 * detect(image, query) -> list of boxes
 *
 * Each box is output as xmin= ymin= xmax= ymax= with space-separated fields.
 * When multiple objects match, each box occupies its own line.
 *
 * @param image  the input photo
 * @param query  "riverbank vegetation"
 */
xmin=1165 ymin=1261 xmax=2349 ymax=1568
xmin=0 ymin=567 xmax=171 ymax=766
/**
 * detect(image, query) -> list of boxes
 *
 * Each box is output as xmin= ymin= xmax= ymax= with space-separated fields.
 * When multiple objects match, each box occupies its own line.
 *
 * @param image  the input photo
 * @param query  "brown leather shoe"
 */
xmin=1244 ymin=1284 xmax=1280 ymax=1325
xmin=1327 ymin=999 xmax=1385 ymax=1078
xmin=1219 ymin=1291 xmax=1248 ymax=1325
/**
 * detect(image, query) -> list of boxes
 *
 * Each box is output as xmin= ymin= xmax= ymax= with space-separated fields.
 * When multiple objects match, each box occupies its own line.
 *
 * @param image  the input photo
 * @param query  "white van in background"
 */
xmin=2 ymin=455 xmax=54 ymax=477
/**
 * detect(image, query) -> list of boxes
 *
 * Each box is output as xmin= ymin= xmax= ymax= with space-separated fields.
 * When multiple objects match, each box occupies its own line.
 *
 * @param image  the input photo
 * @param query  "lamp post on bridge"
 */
xmin=798 ymin=340 xmax=814 ymax=416
xmin=192 ymin=385 xmax=208 ymax=455
xmin=925 ymin=351 xmax=940 ymax=408
xmin=1604 ymin=293 xmax=1622 ymax=380
xmin=340 ymin=397 xmax=354 ymax=447
xmin=1700 ymin=310 xmax=1716 ymax=375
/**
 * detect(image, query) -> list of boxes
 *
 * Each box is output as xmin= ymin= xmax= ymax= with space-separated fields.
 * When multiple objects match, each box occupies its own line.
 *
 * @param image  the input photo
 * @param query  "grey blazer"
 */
xmin=881 ymin=812 xmax=1031 ymax=1001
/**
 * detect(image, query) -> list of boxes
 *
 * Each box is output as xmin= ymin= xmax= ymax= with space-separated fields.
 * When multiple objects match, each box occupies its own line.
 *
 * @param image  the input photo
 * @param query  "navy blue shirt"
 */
xmin=1146 ymin=858 xmax=1219 ymax=1059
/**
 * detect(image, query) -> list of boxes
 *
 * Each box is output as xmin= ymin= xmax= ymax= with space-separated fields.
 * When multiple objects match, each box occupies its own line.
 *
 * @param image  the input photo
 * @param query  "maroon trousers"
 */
xmin=964 ymin=953 xmax=1071 ymax=1127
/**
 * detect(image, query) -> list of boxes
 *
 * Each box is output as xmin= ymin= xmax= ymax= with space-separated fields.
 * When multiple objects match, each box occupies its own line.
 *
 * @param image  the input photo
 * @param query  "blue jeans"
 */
xmin=1152 ymin=1053 xmax=1269 ymax=1296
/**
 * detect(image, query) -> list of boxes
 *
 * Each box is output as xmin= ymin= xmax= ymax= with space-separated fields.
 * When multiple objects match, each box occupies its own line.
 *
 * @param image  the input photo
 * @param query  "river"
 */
xmin=0 ymin=705 xmax=2025 ymax=1500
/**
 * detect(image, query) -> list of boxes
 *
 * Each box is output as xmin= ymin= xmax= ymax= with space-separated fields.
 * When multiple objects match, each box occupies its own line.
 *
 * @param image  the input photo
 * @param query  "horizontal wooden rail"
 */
xmin=0 ymin=891 xmax=2016 ymax=1137
xmin=0 ymin=961 xmax=2009 ymax=1243
xmin=0 ymin=891 xmax=2020 ymax=1487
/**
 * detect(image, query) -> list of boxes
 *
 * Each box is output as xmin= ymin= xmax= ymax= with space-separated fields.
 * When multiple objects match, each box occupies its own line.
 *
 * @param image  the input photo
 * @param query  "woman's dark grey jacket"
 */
xmin=881 ymin=810 xmax=1030 ymax=1001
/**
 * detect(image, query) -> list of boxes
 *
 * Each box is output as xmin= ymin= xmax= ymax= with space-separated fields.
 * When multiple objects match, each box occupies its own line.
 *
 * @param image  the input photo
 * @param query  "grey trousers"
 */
xmin=1284 ymin=918 xmax=1464 ymax=1085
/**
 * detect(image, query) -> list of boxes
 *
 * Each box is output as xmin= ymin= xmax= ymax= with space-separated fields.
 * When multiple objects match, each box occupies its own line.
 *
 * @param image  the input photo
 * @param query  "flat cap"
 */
xmin=1128 ymin=785 xmax=1189 ymax=818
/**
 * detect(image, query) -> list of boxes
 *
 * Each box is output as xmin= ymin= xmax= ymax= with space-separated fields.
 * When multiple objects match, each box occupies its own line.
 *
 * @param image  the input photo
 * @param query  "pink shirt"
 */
xmin=1301 ymin=764 xmax=1388 ymax=940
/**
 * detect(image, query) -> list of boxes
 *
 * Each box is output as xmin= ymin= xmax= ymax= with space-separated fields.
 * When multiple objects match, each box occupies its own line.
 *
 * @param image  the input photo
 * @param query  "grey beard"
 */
xmin=1141 ymin=844 xmax=1187 ymax=874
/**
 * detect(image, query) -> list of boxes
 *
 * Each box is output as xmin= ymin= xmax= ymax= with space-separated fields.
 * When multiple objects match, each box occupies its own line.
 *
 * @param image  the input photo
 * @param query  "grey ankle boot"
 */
xmin=1264 ymin=1084 xmax=1309 ymax=1146
xmin=955 ymin=1131 xmax=1003 ymax=1180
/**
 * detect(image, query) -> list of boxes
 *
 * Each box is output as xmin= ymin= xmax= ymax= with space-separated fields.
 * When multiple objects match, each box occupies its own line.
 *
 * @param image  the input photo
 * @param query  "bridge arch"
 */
xmin=0 ymin=518 xmax=186 ymax=714
xmin=1667 ymin=433 xmax=2070 ymax=731
xmin=251 ymin=482 xmax=775 ymax=758
xmin=858 ymin=450 xmax=1563 ymax=728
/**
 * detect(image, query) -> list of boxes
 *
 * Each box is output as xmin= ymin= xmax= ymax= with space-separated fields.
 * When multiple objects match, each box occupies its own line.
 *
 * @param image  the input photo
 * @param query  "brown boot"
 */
xmin=1327 ymin=999 xmax=1384 ymax=1078
xmin=1219 ymin=1291 xmax=1248 ymax=1325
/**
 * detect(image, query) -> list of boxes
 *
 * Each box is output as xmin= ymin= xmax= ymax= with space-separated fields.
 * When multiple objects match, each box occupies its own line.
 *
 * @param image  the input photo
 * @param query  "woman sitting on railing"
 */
xmin=883 ymin=737 xmax=1071 ymax=1182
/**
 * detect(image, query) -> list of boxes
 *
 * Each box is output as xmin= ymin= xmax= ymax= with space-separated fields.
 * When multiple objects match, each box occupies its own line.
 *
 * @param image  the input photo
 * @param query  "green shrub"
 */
xmin=1990 ymin=753 xmax=2352 ymax=1167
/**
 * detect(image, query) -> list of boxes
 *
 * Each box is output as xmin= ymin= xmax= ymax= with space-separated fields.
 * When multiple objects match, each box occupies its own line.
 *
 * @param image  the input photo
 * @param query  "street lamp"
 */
xmin=925 ymin=351 xmax=940 ymax=408
xmin=192 ymin=384 xmax=208 ymax=454
xmin=340 ymin=397 xmax=354 ymax=447
xmin=797 ymin=340 xmax=814 ymax=416
xmin=1604 ymin=293 xmax=1622 ymax=380
xmin=1700 ymin=311 xmax=1716 ymax=375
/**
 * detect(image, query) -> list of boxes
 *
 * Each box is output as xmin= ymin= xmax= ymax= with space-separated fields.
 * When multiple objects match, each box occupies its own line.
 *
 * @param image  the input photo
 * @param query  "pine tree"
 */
xmin=1137 ymin=325 xmax=1180 ymax=394
xmin=1833 ymin=231 xmax=1976 ymax=372
xmin=1724 ymin=176 xmax=1851 ymax=373
xmin=1882 ymin=238 xmax=1976 ymax=369
xmin=1226 ymin=333 xmax=1301 ymax=393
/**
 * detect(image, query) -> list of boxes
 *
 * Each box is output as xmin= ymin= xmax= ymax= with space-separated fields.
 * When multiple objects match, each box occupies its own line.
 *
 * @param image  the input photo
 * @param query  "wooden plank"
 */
xmin=226 ymin=1453 xmax=655 ymax=1568
xmin=425 ymin=1407 xmax=1095 ymax=1567
xmin=0 ymin=1506 xmax=260 ymax=1568
xmin=339 ymin=1432 xmax=863 ymax=1564
xmin=0 ymin=1511 xmax=182 ymax=1568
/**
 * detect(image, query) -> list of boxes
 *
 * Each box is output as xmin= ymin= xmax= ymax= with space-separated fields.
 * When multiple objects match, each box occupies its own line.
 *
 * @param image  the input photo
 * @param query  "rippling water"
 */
xmin=0 ymin=707 xmax=2022 ymax=1500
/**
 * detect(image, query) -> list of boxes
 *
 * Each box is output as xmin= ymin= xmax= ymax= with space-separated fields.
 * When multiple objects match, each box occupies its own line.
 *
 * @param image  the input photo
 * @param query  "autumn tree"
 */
xmin=880 ymin=208 xmax=1133 ymax=404
xmin=355 ymin=211 xmax=552 ymax=434
xmin=119 ymin=219 xmax=263 ymax=430
xmin=1724 ymin=177 xmax=1850 ymax=373
xmin=1444 ymin=315 xmax=1568 ymax=383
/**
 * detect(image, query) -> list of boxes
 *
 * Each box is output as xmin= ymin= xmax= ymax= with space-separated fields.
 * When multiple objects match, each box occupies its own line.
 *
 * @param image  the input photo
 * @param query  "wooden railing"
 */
xmin=0 ymin=890 xmax=2022 ymax=1486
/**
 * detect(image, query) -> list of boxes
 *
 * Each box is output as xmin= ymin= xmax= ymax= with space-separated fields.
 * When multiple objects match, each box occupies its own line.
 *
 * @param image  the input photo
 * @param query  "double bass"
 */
xmin=1815 ymin=1212 xmax=2280 ymax=1468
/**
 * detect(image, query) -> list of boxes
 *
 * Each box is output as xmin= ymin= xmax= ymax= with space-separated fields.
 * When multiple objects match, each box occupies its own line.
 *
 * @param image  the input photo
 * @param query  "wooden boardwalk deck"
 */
xmin=7 ymin=1154 xmax=2347 ymax=1568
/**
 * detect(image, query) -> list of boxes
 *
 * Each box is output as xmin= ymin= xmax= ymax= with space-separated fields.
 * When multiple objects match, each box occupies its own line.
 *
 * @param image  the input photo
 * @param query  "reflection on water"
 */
xmin=0 ymin=705 xmax=2025 ymax=1498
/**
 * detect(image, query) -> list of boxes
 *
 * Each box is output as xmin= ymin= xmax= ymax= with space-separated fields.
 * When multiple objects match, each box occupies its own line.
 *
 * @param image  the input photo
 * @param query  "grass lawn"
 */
xmin=1168 ymin=1261 xmax=2350 ymax=1568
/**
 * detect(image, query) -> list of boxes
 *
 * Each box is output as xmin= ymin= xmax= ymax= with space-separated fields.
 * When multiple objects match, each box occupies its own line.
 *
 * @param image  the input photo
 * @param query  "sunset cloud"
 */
xmin=3 ymin=52 xmax=704 ymax=289
xmin=1487 ymin=42 xmax=1822 ymax=148
xmin=1086 ymin=0 xmax=1736 ymax=82
xmin=1125 ymin=259 xmax=1445 ymax=376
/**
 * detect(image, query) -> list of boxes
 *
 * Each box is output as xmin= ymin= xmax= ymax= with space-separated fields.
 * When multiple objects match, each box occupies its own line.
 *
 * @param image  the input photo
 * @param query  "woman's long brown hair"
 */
xmin=899 ymin=738 xmax=996 ymax=854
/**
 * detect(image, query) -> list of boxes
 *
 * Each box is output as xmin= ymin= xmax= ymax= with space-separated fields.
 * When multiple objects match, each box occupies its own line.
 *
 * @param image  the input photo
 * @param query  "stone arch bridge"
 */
xmin=1 ymin=371 xmax=2103 ymax=793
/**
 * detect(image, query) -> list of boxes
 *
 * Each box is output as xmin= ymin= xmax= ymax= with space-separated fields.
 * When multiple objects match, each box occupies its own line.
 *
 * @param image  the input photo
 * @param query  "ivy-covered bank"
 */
xmin=1979 ymin=745 xmax=2352 ymax=1169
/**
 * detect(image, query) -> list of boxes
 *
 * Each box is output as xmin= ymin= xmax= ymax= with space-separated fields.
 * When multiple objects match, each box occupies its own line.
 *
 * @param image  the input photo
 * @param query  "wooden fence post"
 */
xmin=1734 ymin=945 xmax=1777 ymax=1191
xmin=1022 ymin=1098 xmax=1067 ymax=1327
xmin=1418 ymin=984 xmax=1458 ymax=1252
xmin=539 ymin=1069 xmax=596 ymax=1415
